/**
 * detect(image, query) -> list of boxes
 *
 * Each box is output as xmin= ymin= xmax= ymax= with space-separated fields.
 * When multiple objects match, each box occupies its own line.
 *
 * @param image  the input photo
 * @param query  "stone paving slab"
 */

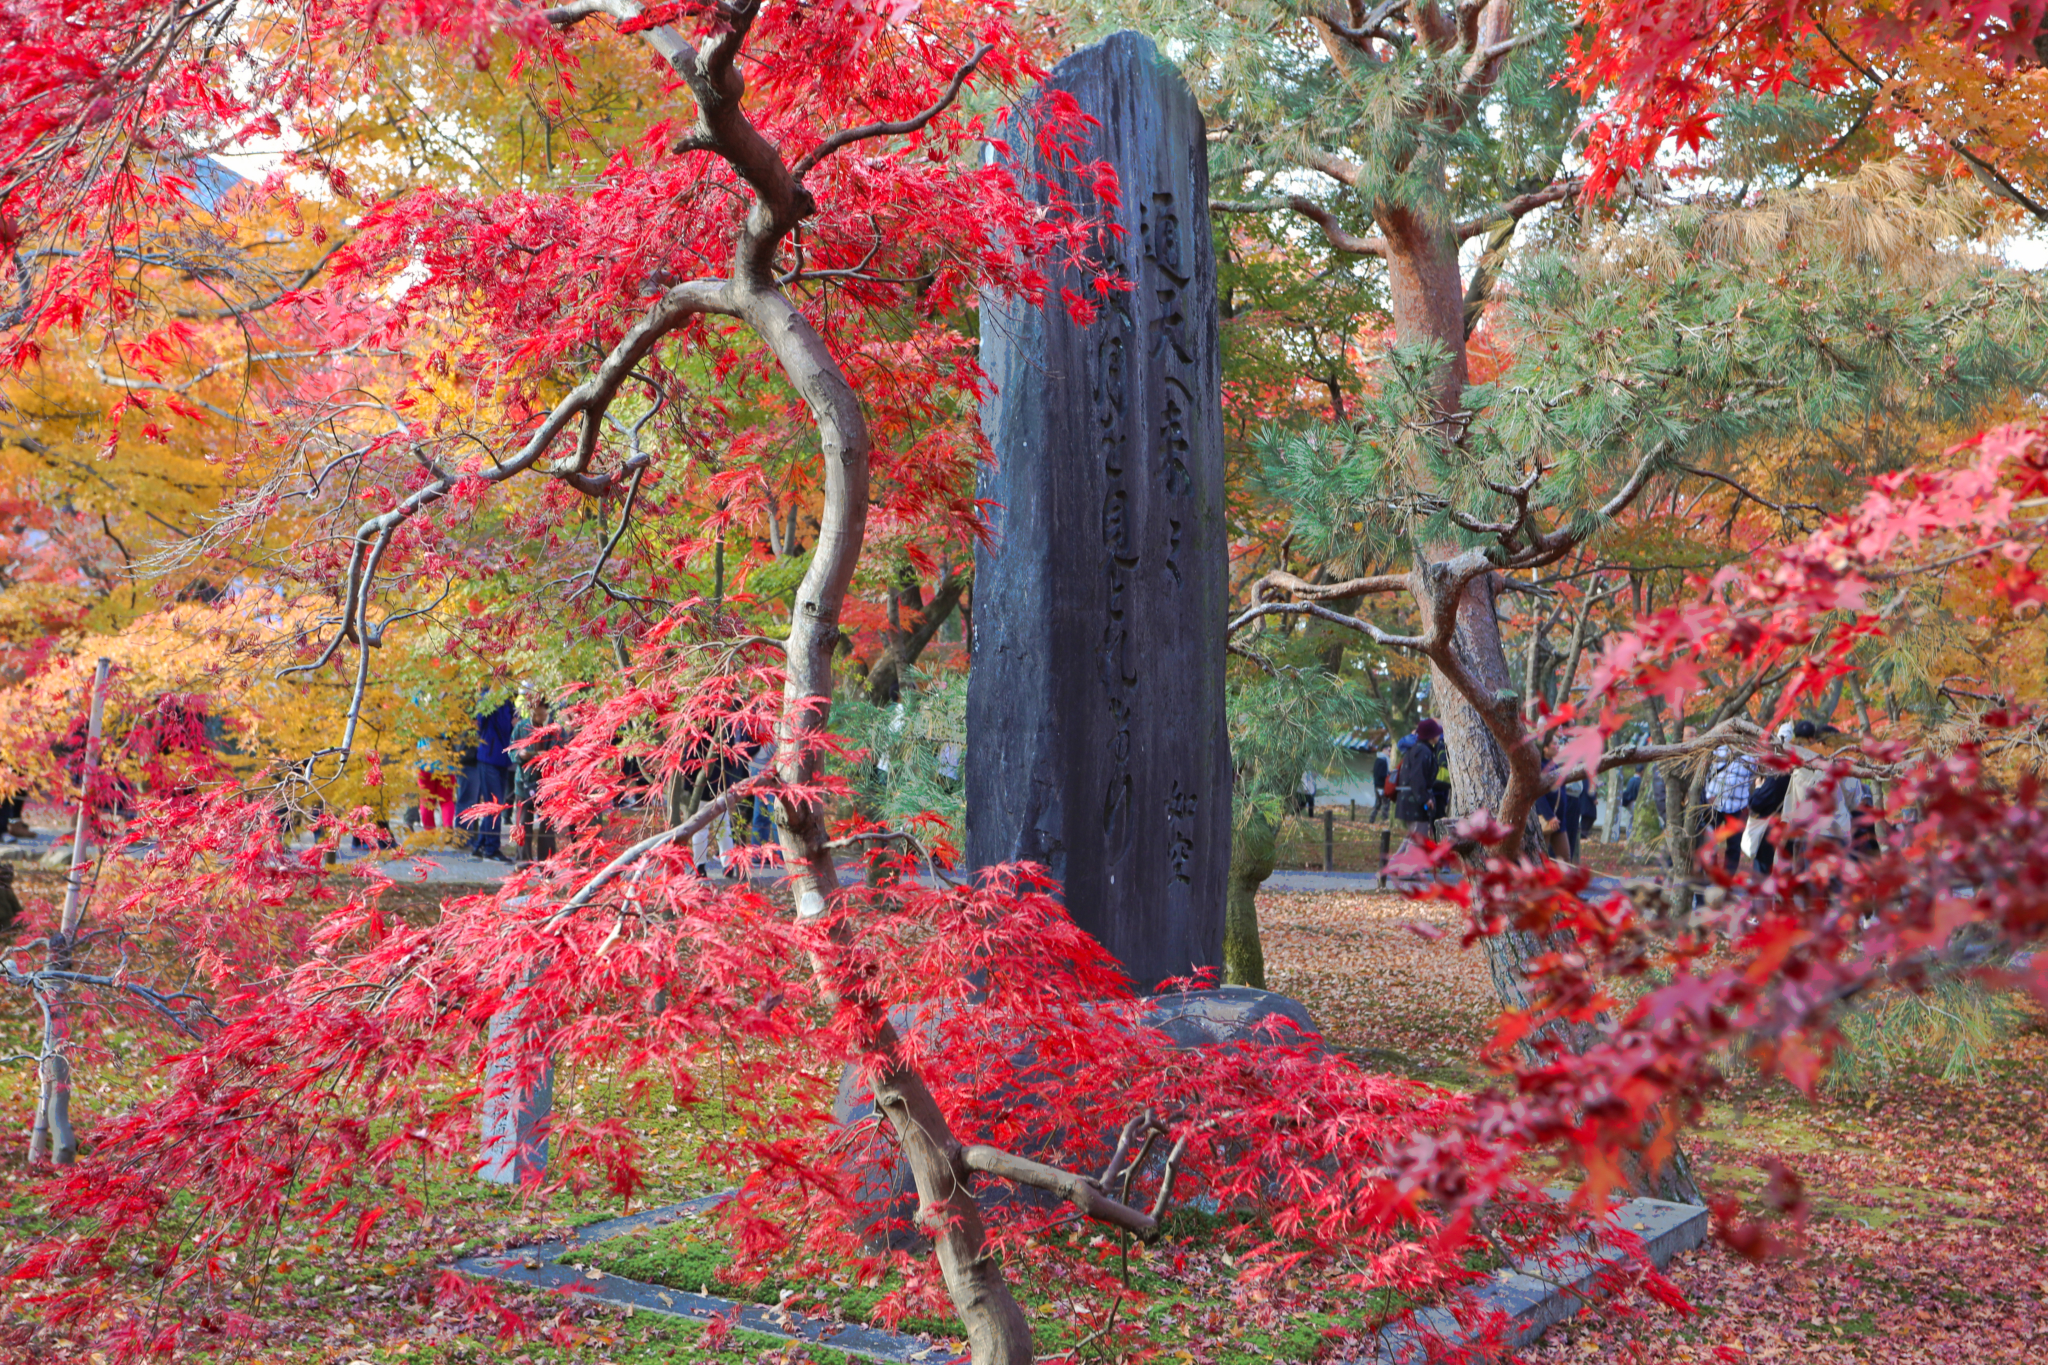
xmin=451 ymin=1194 xmax=943 ymax=1362
xmin=1362 ymin=1196 xmax=1710 ymax=1363
xmin=454 ymin=1192 xmax=1708 ymax=1364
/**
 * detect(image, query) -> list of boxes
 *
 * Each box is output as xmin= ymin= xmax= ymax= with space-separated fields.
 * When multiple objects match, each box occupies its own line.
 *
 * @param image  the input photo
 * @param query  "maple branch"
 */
xmin=1809 ymin=20 xmax=2048 ymax=225
xmin=792 ymin=43 xmax=993 ymax=178
xmin=557 ymin=279 xmax=732 ymax=476
xmin=542 ymin=0 xmax=619 ymax=21
xmin=367 ymin=583 xmax=453 ymax=645
xmin=571 ymin=453 xmax=652 ymax=599
xmin=171 ymin=236 xmax=351 ymax=320
xmin=959 ymin=1144 xmax=1174 ymax=1240
xmin=281 ymin=275 xmax=730 ymax=758
xmin=547 ymin=775 xmax=774 ymax=925
xmin=1 ymin=961 xmax=218 ymax=1037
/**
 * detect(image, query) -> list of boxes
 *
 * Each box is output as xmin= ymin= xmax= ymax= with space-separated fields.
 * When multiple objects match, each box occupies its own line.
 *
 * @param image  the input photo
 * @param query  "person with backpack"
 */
xmin=1395 ymin=718 xmax=1442 ymax=842
xmin=508 ymin=691 xmax=561 ymax=865
xmin=1429 ymin=743 xmax=1452 ymax=824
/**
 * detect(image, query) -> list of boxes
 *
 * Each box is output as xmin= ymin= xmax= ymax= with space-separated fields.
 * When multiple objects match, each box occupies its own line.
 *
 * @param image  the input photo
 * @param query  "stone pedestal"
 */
xmin=968 ymin=31 xmax=1230 ymax=994
xmin=835 ymin=987 xmax=1321 ymax=1240
xmin=479 ymin=1002 xmax=553 ymax=1186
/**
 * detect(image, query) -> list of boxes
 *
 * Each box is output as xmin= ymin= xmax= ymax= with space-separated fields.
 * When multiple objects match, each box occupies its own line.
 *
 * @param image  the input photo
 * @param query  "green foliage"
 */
xmin=1827 ymin=977 xmax=2030 ymax=1094
xmin=1710 ymin=87 xmax=1886 ymax=188
xmin=1081 ymin=0 xmax=1582 ymax=233
xmin=1260 ymin=187 xmax=2048 ymax=563
xmin=1227 ymin=658 xmax=1385 ymax=830
xmin=831 ymin=667 xmax=966 ymax=832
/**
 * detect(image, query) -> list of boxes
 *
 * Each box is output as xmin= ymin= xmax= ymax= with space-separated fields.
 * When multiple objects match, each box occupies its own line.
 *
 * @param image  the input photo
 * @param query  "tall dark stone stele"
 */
xmin=968 ymin=32 xmax=1229 ymax=994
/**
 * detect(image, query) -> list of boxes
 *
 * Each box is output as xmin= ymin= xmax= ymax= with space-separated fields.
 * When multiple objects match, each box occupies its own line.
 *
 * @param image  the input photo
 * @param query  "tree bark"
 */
xmin=29 ymin=655 xmax=109 ymax=1167
xmin=735 ymin=281 xmax=1038 ymax=1363
xmin=1372 ymin=118 xmax=1702 ymax=1209
xmin=867 ymin=568 xmax=965 ymax=705
xmin=1224 ymin=811 xmax=1277 ymax=989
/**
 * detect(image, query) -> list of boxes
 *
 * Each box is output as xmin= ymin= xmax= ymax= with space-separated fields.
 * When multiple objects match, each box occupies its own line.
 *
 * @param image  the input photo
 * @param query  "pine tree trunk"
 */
xmin=1225 ymin=812 xmax=1277 ymax=989
xmin=1381 ymin=220 xmax=1703 ymax=1209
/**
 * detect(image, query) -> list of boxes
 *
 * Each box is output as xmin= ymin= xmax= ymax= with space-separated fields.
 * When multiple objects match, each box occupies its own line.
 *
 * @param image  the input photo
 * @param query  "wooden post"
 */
xmin=1377 ymin=826 xmax=1391 ymax=890
xmin=1322 ymin=810 xmax=1334 ymax=872
xmin=1349 ymin=798 xmax=1356 ymax=821
xmin=30 ymin=657 xmax=110 ymax=1165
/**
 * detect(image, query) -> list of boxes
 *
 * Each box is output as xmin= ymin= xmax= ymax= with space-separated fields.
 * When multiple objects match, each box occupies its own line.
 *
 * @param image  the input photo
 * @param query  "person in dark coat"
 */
xmin=1394 ymin=718 xmax=1442 ymax=840
xmin=458 ymin=691 xmax=517 ymax=860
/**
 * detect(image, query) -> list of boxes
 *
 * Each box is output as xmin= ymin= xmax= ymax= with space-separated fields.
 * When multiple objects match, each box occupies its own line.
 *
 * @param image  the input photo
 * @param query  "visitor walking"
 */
xmin=680 ymin=723 xmax=749 ymax=877
xmin=1558 ymin=774 xmax=1590 ymax=863
xmin=1429 ymin=743 xmax=1452 ymax=825
xmin=1702 ymin=743 xmax=1756 ymax=874
xmin=416 ymin=733 xmax=456 ymax=832
xmin=1742 ymin=720 xmax=1820 ymax=874
xmin=1394 ymin=718 xmax=1441 ymax=843
xmin=1784 ymin=722 xmax=1855 ymax=863
xmin=457 ymin=690 xmax=516 ymax=860
xmin=747 ymin=739 xmax=777 ymax=848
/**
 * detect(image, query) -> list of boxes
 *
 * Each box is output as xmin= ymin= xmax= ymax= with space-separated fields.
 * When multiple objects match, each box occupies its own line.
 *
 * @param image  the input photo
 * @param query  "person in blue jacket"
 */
xmin=457 ymin=689 xmax=517 ymax=860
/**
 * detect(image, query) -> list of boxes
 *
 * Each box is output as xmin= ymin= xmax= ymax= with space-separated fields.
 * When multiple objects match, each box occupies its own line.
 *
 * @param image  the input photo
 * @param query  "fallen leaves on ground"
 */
xmin=1257 ymin=886 xmax=2048 ymax=1365
xmin=1260 ymin=888 xmax=1497 ymax=1086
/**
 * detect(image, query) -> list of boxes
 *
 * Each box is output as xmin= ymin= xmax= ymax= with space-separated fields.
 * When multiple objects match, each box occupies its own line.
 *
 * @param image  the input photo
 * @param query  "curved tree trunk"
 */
xmin=740 ymin=285 xmax=1038 ymax=1363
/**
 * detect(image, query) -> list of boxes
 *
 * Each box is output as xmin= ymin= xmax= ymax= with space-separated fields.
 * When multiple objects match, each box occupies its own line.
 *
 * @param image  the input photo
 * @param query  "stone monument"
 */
xmin=968 ymin=31 xmax=1230 ymax=994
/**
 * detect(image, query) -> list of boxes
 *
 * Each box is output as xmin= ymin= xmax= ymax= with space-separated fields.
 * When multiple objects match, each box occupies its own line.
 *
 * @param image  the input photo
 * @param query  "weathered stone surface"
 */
xmin=456 ymin=1190 xmax=1709 ymax=1363
xmin=968 ymin=30 xmax=1230 ymax=995
xmin=1141 ymin=984 xmax=1320 ymax=1050
xmin=479 ymin=1001 xmax=553 ymax=1186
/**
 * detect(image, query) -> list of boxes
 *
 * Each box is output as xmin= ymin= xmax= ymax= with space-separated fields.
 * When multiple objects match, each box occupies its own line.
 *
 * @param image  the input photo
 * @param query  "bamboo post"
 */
xmin=30 ymin=656 xmax=110 ymax=1165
